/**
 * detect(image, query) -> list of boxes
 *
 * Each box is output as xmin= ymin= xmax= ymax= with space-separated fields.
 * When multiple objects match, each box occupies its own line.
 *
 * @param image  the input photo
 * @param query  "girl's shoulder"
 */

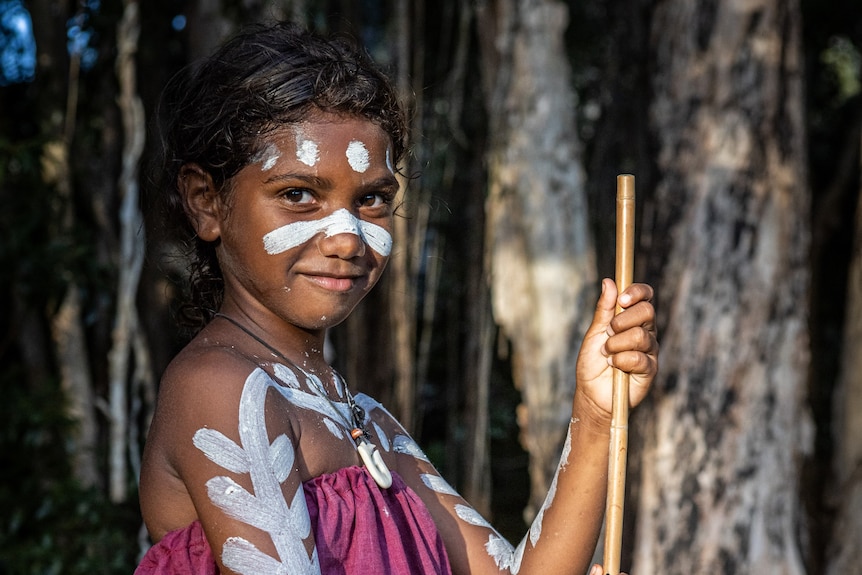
xmin=160 ymin=335 xmax=261 ymax=402
xmin=150 ymin=333 xmax=275 ymax=453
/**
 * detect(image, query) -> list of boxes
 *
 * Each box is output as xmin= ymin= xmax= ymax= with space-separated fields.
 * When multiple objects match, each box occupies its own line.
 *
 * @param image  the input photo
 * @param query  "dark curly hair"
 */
xmin=155 ymin=21 xmax=408 ymax=329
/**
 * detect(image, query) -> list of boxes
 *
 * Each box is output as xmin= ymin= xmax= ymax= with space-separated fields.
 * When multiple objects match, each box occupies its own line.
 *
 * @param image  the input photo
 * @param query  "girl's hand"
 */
xmin=575 ymin=278 xmax=658 ymax=424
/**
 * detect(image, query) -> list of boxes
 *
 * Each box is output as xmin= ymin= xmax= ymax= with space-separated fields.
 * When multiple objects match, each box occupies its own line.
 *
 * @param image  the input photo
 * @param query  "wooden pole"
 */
xmin=603 ymin=174 xmax=635 ymax=575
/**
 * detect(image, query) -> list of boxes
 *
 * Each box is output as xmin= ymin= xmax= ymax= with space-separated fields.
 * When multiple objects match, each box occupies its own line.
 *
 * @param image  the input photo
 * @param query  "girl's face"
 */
xmin=213 ymin=114 xmax=399 ymax=335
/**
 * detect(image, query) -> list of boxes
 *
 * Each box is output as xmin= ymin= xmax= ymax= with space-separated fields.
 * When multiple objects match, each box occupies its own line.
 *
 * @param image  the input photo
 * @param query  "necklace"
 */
xmin=214 ymin=312 xmax=393 ymax=489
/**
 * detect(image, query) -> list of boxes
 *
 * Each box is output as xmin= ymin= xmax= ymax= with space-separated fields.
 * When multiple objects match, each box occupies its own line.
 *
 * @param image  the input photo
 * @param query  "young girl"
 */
xmin=137 ymin=21 xmax=658 ymax=575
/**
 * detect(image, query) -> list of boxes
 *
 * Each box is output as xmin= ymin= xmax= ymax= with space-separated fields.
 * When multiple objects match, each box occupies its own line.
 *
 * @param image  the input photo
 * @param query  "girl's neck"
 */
xmin=211 ymin=308 xmax=330 ymax=375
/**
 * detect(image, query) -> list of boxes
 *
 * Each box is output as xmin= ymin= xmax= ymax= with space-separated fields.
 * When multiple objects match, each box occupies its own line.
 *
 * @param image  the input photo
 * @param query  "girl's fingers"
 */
xmin=608 ymin=301 xmax=655 ymax=335
xmin=620 ymin=282 xmax=654 ymax=306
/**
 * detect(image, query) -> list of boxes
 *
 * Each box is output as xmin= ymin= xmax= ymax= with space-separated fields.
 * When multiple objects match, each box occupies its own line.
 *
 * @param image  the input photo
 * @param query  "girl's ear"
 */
xmin=179 ymin=163 xmax=222 ymax=242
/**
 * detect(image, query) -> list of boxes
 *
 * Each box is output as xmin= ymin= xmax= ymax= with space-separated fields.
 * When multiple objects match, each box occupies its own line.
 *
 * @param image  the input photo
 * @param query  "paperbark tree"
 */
xmin=634 ymin=0 xmax=811 ymax=572
xmin=476 ymin=0 xmax=597 ymax=520
xmin=109 ymin=0 xmax=154 ymax=503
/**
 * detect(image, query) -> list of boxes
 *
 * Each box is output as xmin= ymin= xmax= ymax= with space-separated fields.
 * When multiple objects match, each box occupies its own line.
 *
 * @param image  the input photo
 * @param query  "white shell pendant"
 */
xmin=355 ymin=435 xmax=393 ymax=489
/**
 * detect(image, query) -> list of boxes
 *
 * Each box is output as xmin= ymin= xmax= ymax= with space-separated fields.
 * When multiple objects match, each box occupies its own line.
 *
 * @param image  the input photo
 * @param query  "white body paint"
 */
xmin=392 ymin=434 xmax=430 ymax=463
xmin=527 ymin=423 xmax=573 ymax=547
xmin=345 ymin=140 xmax=370 ymax=173
xmin=421 ymin=474 xmax=459 ymax=497
xmin=262 ymin=208 xmax=392 ymax=257
xmin=193 ymin=369 xmax=320 ymax=574
xmin=192 ymin=361 xmax=562 ymax=575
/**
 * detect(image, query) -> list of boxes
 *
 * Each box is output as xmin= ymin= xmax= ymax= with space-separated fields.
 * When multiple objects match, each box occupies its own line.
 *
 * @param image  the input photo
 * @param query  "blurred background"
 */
xmin=1 ymin=0 xmax=860 ymax=573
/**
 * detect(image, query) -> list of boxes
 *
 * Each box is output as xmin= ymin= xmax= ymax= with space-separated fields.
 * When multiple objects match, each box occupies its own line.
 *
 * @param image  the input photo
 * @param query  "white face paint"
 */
xmin=385 ymin=147 xmax=394 ymax=174
xmin=345 ymin=140 xmax=370 ymax=173
xmin=295 ymin=136 xmax=319 ymax=167
xmin=262 ymin=208 xmax=392 ymax=257
xmin=253 ymin=143 xmax=281 ymax=172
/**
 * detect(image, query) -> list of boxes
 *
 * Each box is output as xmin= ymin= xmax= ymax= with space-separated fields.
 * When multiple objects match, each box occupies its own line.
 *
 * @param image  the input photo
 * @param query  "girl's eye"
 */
xmin=282 ymin=189 xmax=314 ymax=204
xmin=358 ymin=193 xmax=392 ymax=209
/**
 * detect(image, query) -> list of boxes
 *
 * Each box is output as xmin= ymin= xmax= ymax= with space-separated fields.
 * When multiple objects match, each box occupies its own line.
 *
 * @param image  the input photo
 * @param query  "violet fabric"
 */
xmin=135 ymin=467 xmax=452 ymax=574
xmin=304 ymin=466 xmax=452 ymax=575
xmin=134 ymin=519 xmax=217 ymax=575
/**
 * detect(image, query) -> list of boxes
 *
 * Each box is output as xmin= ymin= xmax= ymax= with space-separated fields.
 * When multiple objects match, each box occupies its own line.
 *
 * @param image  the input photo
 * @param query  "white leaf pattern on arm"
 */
xmin=193 ymin=428 xmax=250 ymax=474
xmin=193 ymin=368 xmax=321 ymax=575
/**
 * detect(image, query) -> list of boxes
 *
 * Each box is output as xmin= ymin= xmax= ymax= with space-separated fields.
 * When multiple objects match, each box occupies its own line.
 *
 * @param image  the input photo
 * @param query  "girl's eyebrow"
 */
xmin=358 ymin=174 xmax=400 ymax=192
xmin=263 ymin=173 xmax=330 ymax=186
xmin=264 ymin=172 xmax=400 ymax=192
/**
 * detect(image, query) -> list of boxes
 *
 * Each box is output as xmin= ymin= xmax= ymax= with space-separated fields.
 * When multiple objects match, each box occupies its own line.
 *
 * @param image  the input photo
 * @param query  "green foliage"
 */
xmin=0 ymin=139 xmax=139 ymax=572
xmin=0 ymin=368 xmax=140 ymax=574
xmin=820 ymin=35 xmax=861 ymax=106
xmin=0 ymin=138 xmax=100 ymax=307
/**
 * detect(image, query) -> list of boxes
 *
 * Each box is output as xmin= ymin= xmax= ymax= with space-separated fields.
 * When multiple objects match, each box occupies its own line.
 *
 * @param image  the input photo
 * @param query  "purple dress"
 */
xmin=135 ymin=467 xmax=452 ymax=574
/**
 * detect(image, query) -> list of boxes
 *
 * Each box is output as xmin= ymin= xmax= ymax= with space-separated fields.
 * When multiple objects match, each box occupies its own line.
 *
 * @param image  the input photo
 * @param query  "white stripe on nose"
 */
xmin=262 ymin=208 xmax=392 ymax=256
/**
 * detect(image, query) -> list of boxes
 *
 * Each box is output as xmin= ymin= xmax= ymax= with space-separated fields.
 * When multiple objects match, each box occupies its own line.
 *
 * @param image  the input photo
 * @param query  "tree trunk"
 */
xmin=826 ymin=165 xmax=862 ymax=573
xmin=389 ymin=0 xmax=418 ymax=432
xmin=634 ymin=1 xmax=811 ymax=572
xmin=32 ymin=0 xmax=101 ymax=490
xmin=476 ymin=0 xmax=596 ymax=521
xmin=109 ymin=0 xmax=153 ymax=503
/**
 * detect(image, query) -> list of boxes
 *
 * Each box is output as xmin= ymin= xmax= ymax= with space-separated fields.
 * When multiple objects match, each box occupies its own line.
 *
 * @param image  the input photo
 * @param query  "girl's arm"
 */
xmin=142 ymin=349 xmax=321 ymax=575
xmin=388 ymin=279 xmax=657 ymax=575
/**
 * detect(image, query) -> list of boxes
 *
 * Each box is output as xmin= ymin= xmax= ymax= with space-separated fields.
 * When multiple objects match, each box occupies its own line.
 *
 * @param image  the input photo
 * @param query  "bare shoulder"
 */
xmin=139 ymin=334 xmax=261 ymax=540
xmin=161 ymin=338 xmax=255 ymax=408
xmin=146 ymin=333 xmax=267 ymax=466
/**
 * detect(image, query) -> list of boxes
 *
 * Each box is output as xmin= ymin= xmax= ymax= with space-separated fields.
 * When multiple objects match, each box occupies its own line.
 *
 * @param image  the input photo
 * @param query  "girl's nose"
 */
xmin=317 ymin=228 xmax=367 ymax=259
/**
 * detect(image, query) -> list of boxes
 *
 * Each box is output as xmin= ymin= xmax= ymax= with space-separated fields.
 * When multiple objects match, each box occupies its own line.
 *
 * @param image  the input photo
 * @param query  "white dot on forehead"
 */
xmin=296 ymin=137 xmax=319 ymax=167
xmin=254 ymin=143 xmax=281 ymax=172
xmin=346 ymin=140 xmax=370 ymax=173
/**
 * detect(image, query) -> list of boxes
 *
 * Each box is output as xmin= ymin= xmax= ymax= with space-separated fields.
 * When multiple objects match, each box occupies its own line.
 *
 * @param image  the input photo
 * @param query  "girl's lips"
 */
xmin=303 ymin=274 xmax=359 ymax=292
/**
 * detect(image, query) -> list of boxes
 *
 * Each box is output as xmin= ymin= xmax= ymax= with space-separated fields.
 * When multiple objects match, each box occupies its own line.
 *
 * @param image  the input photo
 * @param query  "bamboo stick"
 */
xmin=603 ymin=174 xmax=635 ymax=575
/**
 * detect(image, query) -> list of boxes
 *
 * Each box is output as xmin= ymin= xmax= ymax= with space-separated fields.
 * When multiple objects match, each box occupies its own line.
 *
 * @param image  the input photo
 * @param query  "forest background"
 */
xmin=1 ymin=0 xmax=860 ymax=574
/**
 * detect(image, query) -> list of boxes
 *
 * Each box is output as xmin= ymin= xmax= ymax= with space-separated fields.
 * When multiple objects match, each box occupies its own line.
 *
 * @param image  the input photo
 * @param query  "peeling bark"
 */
xmin=635 ymin=1 xmax=811 ymax=572
xmin=477 ymin=0 xmax=597 ymax=519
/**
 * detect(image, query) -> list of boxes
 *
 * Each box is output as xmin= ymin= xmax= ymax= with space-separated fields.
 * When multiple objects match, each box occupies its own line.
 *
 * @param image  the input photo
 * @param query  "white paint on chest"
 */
xmin=345 ymin=140 xmax=370 ymax=173
xmin=262 ymin=208 xmax=392 ymax=256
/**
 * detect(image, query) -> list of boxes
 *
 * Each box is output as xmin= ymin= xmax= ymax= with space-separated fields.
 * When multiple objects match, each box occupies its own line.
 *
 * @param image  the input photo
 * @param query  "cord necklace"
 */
xmin=213 ymin=312 xmax=393 ymax=488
